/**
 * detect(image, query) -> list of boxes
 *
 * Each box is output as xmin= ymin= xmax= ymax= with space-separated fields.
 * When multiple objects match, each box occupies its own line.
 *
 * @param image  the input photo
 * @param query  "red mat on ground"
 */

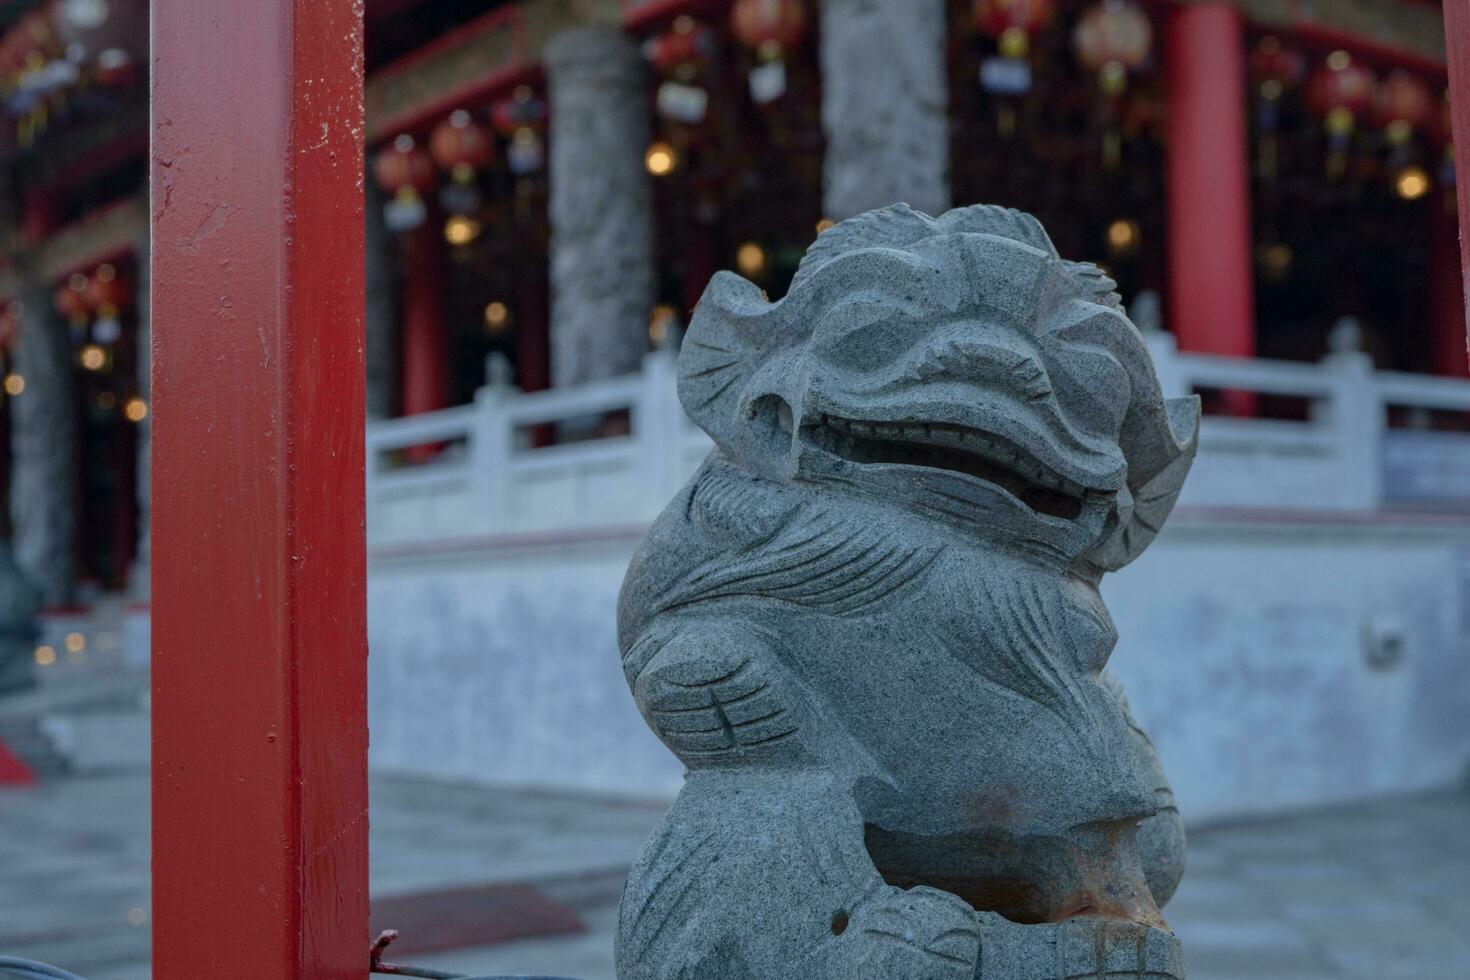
xmin=0 ymin=737 xmax=35 ymax=786
xmin=371 ymin=881 xmax=585 ymax=955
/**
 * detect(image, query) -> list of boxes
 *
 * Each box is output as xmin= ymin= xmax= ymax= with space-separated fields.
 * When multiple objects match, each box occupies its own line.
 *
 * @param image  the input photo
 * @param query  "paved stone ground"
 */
xmin=2 ymin=762 xmax=1467 ymax=980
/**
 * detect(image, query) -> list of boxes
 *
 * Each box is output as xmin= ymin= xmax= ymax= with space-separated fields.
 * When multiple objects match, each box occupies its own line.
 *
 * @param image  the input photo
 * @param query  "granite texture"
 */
xmin=819 ymin=0 xmax=950 ymax=221
xmin=545 ymin=25 xmax=655 ymax=386
xmin=0 ymin=536 xmax=38 ymax=694
xmin=616 ymin=205 xmax=1199 ymax=978
xmin=10 ymin=276 xmax=76 ymax=607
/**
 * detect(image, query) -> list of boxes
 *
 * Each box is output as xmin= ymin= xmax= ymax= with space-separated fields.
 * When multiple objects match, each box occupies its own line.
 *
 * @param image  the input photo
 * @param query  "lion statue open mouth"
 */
xmin=616 ymin=204 xmax=1198 ymax=979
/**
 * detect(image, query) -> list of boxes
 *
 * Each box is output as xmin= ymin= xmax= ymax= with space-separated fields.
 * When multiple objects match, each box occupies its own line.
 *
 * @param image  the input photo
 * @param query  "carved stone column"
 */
xmin=819 ymin=0 xmax=951 ymax=221
xmin=544 ymin=24 xmax=655 ymax=386
xmin=364 ymin=180 xmax=396 ymax=418
xmin=10 ymin=274 xmax=76 ymax=607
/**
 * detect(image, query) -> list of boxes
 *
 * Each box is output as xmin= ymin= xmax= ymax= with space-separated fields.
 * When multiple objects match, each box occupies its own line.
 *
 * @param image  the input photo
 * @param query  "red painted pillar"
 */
xmin=400 ymin=224 xmax=450 ymax=415
xmin=1432 ymin=207 xmax=1468 ymax=376
xmin=152 ymin=1 xmax=368 ymax=977
xmin=1164 ymin=3 xmax=1255 ymax=361
xmin=1445 ymin=0 xmax=1470 ymax=351
xmin=21 ymin=191 xmax=55 ymax=243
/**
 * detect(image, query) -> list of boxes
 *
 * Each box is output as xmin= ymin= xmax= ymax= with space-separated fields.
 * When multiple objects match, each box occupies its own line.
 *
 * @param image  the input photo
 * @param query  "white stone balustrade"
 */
xmin=366 ymin=340 xmax=1470 ymax=548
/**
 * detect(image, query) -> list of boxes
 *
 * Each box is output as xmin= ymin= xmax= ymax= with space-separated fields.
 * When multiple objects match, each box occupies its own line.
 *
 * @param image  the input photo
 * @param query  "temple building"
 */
xmin=2 ymin=0 xmax=1468 ymax=818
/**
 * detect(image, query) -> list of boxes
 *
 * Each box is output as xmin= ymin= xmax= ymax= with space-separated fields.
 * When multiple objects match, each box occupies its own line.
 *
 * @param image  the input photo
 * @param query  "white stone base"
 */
xmin=365 ymin=510 xmax=1470 ymax=822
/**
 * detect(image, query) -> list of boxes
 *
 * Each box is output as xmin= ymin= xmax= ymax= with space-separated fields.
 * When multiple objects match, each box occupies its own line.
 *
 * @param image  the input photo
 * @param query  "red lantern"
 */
xmin=83 ymin=264 xmax=130 ymax=315
xmin=731 ymin=0 xmax=807 ymax=59
xmin=491 ymin=87 xmax=547 ymax=139
xmin=429 ymin=110 xmax=492 ymax=181
xmin=491 ymin=86 xmax=548 ymax=176
xmin=84 ymin=264 xmax=130 ymax=344
xmin=374 ymin=135 xmax=435 ymax=195
xmin=1073 ymin=0 xmax=1152 ymax=96
xmin=1372 ymin=70 xmax=1433 ymax=145
xmin=54 ymin=281 xmax=88 ymax=325
xmin=1307 ymin=52 xmax=1376 ymax=138
xmin=1250 ymin=36 xmax=1305 ymax=99
xmin=373 ymin=135 xmax=435 ymax=232
xmin=973 ymin=0 xmax=1054 ymax=60
xmin=646 ymin=16 xmax=715 ymax=79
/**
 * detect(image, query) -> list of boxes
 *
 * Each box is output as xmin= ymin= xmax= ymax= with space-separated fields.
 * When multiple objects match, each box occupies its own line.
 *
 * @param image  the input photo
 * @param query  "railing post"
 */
xmin=637 ymin=346 xmax=683 ymax=510
xmin=1318 ymin=324 xmax=1382 ymax=510
xmin=1144 ymin=331 xmax=1188 ymax=400
xmin=473 ymin=355 xmax=517 ymax=534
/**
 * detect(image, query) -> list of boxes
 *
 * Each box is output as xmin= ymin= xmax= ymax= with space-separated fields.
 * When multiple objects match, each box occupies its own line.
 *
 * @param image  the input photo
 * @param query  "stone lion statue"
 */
xmin=615 ymin=204 xmax=1198 ymax=979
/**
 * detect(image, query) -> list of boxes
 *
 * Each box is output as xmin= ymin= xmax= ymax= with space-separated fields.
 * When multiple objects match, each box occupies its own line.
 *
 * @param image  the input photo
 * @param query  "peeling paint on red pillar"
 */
xmin=150 ymin=1 xmax=368 ymax=977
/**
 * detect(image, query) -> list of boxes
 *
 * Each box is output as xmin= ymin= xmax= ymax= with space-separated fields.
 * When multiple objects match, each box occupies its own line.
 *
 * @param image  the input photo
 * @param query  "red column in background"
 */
xmin=1164 ymin=3 xmax=1256 ymax=361
xmin=21 ymin=190 xmax=55 ymax=242
xmin=152 ymin=0 xmax=368 ymax=976
xmin=1431 ymin=207 xmax=1468 ymax=377
xmin=401 ymin=222 xmax=450 ymax=415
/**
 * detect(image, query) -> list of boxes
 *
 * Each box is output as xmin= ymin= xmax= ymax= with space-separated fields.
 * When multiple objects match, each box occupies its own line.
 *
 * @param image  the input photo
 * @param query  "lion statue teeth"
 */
xmin=616 ymin=204 xmax=1198 ymax=980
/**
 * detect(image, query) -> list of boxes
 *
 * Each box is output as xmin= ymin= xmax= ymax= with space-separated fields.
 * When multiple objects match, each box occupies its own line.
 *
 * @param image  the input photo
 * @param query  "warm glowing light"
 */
xmin=644 ymin=141 xmax=677 ymax=176
xmin=815 ymin=217 xmax=835 ymax=234
xmin=1326 ymin=49 xmax=1351 ymax=72
xmin=1260 ymin=79 xmax=1283 ymax=101
xmin=124 ymin=397 xmax=148 ymax=422
xmin=649 ymin=304 xmax=678 ymax=345
xmin=64 ymin=631 xmax=86 ymax=654
xmin=1395 ymin=165 xmax=1430 ymax=201
xmin=735 ymin=241 xmax=767 ymax=278
xmin=3 ymin=374 xmax=23 ymax=396
xmin=34 ymin=645 xmax=55 ymax=667
xmin=444 ymin=214 xmax=481 ymax=245
xmin=80 ymin=344 xmax=106 ymax=371
xmin=1257 ymin=242 xmax=1294 ymax=281
xmin=483 ymin=300 xmax=510 ymax=332
xmin=69 ymin=272 xmax=88 ymax=291
xmin=95 ymin=263 xmax=116 ymax=283
xmin=1106 ymin=218 xmax=1140 ymax=255
xmin=97 ymin=391 xmax=116 ymax=410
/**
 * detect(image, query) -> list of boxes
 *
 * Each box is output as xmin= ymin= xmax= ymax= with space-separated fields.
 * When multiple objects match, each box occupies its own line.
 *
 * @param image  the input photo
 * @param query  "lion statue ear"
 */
xmin=1082 ymin=394 xmax=1200 ymax=576
xmin=677 ymin=272 xmax=808 ymax=481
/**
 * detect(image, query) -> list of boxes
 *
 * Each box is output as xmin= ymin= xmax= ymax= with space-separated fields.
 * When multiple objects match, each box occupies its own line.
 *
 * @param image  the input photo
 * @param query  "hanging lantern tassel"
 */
xmin=1073 ymin=1 xmax=1152 ymax=170
xmin=1250 ymin=36 xmax=1304 ymax=181
xmin=54 ymin=275 xmax=90 ymax=343
xmin=973 ymin=0 xmax=1055 ymax=137
xmin=647 ymin=16 xmax=716 ymax=125
xmin=373 ymin=134 xmax=436 ymax=232
xmin=731 ymin=0 xmax=807 ymax=105
xmin=1308 ymin=51 xmax=1376 ymax=181
xmin=1372 ymin=69 xmax=1432 ymax=174
xmin=429 ymin=109 xmax=493 ymax=217
xmin=491 ymin=86 xmax=548 ymax=177
xmin=85 ymin=264 xmax=130 ymax=345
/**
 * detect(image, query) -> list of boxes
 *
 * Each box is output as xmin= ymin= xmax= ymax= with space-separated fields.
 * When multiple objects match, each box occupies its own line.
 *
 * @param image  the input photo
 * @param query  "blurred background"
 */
xmin=0 ymin=0 xmax=1468 ymax=978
